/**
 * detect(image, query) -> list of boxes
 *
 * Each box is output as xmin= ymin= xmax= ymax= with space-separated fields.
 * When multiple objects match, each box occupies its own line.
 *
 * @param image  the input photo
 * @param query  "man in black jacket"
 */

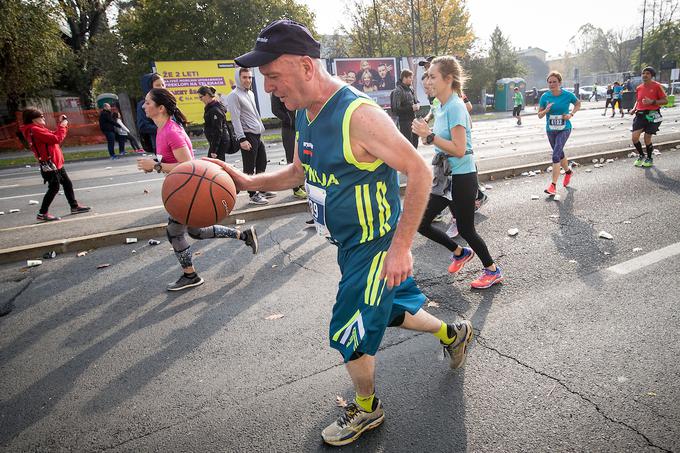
xmin=390 ymin=69 xmax=420 ymax=148
xmin=99 ymin=103 xmax=121 ymax=159
xmin=271 ymin=94 xmax=306 ymax=199
xmin=198 ymin=85 xmax=234 ymax=161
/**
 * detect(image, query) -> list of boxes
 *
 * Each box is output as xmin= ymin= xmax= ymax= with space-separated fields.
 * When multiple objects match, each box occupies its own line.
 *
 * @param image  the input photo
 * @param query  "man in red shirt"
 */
xmin=631 ymin=66 xmax=667 ymax=167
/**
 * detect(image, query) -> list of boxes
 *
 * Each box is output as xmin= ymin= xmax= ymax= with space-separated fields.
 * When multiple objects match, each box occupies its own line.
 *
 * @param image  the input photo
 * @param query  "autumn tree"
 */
xmin=107 ymin=0 xmax=316 ymax=97
xmin=53 ymin=0 xmax=118 ymax=108
xmin=0 ymin=0 xmax=68 ymax=117
xmin=341 ymin=0 xmax=474 ymax=58
xmin=631 ymin=20 xmax=680 ymax=72
xmin=487 ymin=26 xmax=525 ymax=83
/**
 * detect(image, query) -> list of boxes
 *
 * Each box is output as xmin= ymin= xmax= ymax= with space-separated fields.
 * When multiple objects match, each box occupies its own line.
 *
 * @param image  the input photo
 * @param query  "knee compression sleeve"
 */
xmin=166 ymin=218 xmax=192 ymax=267
xmin=187 ymin=225 xmax=240 ymax=240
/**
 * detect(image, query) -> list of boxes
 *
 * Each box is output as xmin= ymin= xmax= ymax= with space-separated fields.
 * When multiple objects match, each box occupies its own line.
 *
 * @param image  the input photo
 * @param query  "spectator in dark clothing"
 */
xmin=112 ymin=111 xmax=144 ymax=153
xmin=271 ymin=94 xmax=306 ymax=199
xmin=99 ymin=103 xmax=121 ymax=159
xmin=19 ymin=108 xmax=90 ymax=221
xmin=136 ymin=73 xmax=165 ymax=154
xmin=390 ymin=69 xmax=420 ymax=148
xmin=197 ymin=85 xmax=233 ymax=161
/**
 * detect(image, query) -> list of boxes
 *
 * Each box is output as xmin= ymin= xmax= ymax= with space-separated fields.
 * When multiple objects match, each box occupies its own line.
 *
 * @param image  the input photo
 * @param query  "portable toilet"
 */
xmin=495 ymin=78 xmax=526 ymax=111
xmin=95 ymin=93 xmax=119 ymax=109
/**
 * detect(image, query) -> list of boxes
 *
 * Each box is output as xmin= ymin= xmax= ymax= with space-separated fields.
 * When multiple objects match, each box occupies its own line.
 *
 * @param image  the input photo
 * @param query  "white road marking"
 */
xmin=607 ymin=242 xmax=680 ymax=275
xmin=0 ymin=184 xmax=19 ymax=189
xmin=0 ymin=192 xmax=250 ymax=232
xmin=0 ymin=178 xmax=165 ymax=201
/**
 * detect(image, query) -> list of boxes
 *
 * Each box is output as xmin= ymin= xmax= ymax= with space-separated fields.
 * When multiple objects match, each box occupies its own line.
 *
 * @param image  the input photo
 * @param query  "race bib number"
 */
xmin=645 ymin=110 xmax=662 ymax=123
xmin=548 ymin=115 xmax=566 ymax=131
xmin=306 ymin=183 xmax=331 ymax=239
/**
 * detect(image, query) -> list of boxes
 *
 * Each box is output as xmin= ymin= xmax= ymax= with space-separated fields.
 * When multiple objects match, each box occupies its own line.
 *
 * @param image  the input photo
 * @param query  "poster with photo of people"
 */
xmin=333 ymin=58 xmax=397 ymax=108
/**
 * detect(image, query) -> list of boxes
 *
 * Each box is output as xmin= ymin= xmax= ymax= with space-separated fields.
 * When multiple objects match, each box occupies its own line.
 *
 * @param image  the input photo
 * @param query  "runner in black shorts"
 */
xmin=602 ymin=84 xmax=613 ymax=116
xmin=630 ymin=67 xmax=667 ymax=168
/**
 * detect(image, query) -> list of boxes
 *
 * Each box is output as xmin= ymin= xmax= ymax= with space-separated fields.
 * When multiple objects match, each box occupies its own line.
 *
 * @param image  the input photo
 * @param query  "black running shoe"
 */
xmin=71 ymin=205 xmax=91 ymax=214
xmin=243 ymin=226 xmax=258 ymax=254
xmin=167 ymin=274 xmax=204 ymax=291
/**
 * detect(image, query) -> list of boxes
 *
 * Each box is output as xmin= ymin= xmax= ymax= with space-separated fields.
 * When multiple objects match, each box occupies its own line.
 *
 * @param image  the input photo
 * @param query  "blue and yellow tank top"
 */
xmin=296 ymin=85 xmax=401 ymax=250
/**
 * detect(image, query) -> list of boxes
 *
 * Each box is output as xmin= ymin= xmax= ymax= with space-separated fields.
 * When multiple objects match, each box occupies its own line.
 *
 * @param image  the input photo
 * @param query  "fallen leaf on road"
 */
xmin=646 ymin=392 xmax=657 ymax=397
xmin=143 ymin=188 xmax=150 ymax=194
xmin=194 ymin=251 xmax=202 ymax=256
xmin=427 ymin=300 xmax=440 ymax=308
xmin=265 ymin=313 xmax=284 ymax=320
xmin=97 ymin=263 xmax=110 ymax=269
xmin=335 ymin=396 xmax=348 ymax=407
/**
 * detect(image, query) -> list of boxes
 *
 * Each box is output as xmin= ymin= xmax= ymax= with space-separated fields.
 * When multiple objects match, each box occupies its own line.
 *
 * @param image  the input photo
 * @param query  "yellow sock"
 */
xmin=434 ymin=322 xmax=456 ymax=345
xmin=355 ymin=393 xmax=375 ymax=412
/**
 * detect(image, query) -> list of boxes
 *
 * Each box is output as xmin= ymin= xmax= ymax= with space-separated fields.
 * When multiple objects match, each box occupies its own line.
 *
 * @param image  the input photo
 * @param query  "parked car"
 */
xmin=578 ymin=85 xmax=608 ymax=100
xmin=670 ymin=82 xmax=680 ymax=95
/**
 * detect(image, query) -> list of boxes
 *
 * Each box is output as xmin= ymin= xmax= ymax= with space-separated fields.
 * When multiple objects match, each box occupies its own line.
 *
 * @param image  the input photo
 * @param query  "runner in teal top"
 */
xmin=539 ymin=87 xmax=578 ymax=131
xmin=215 ymin=20 xmax=476 ymax=447
xmin=412 ymin=56 xmax=503 ymax=290
xmin=538 ymin=71 xmax=581 ymax=196
xmin=612 ymin=81 xmax=624 ymax=117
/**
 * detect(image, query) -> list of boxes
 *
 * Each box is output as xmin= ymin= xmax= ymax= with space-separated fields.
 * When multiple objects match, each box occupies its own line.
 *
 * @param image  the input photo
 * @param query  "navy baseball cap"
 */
xmin=235 ymin=19 xmax=321 ymax=68
xmin=418 ymin=56 xmax=435 ymax=66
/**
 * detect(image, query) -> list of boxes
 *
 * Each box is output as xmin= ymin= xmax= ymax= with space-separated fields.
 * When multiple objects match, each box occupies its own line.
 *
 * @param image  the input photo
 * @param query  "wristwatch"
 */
xmin=426 ymin=132 xmax=436 ymax=145
xmin=154 ymin=162 xmax=162 ymax=173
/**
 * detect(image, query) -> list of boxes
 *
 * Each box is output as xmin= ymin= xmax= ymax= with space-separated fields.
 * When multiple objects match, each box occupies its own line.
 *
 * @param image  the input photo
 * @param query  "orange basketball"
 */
xmin=162 ymin=160 xmax=237 ymax=228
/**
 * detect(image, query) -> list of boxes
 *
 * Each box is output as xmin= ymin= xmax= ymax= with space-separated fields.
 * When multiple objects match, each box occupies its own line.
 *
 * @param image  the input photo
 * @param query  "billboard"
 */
xmin=332 ymin=58 xmax=397 ymax=108
xmin=153 ymin=60 xmax=238 ymax=125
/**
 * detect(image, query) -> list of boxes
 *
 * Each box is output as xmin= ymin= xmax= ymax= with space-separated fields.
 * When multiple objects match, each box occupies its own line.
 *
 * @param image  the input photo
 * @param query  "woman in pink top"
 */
xmin=137 ymin=88 xmax=258 ymax=292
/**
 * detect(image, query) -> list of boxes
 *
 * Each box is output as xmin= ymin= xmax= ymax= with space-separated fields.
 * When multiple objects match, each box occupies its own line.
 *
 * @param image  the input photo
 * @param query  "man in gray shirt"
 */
xmin=226 ymin=67 xmax=274 ymax=205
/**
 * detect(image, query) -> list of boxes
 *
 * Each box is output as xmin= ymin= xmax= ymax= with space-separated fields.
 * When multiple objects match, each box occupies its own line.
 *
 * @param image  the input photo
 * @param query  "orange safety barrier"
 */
xmin=0 ymin=109 xmax=109 ymax=150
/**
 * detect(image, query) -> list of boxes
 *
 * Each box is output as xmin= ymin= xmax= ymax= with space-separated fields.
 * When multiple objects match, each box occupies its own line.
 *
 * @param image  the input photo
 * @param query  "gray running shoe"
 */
xmin=260 ymin=191 xmax=277 ymax=199
xmin=442 ymin=320 xmax=474 ymax=369
xmin=249 ymin=193 xmax=268 ymax=205
xmin=321 ymin=399 xmax=385 ymax=446
xmin=242 ymin=226 xmax=258 ymax=254
xmin=167 ymin=274 xmax=204 ymax=291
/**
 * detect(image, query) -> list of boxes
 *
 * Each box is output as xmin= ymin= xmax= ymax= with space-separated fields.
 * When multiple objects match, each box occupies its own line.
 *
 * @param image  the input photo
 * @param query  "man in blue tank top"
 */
xmin=208 ymin=20 xmax=475 ymax=447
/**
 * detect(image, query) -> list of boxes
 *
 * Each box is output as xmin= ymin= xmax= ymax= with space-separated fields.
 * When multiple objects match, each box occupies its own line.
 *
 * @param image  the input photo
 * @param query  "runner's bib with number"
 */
xmin=548 ymin=115 xmax=566 ymax=131
xmin=305 ymin=182 xmax=331 ymax=240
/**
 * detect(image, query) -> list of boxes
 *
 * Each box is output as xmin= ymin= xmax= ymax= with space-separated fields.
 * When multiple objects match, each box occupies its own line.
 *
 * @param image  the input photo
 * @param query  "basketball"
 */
xmin=162 ymin=160 xmax=237 ymax=228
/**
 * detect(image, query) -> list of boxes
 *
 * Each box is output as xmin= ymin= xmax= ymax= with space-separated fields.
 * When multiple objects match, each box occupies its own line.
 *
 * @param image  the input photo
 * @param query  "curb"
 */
xmin=2 ymin=141 xmax=678 ymax=265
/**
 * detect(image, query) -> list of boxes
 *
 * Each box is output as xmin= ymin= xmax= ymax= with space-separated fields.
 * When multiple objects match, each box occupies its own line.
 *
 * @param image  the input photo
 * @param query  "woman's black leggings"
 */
xmin=40 ymin=168 xmax=78 ymax=214
xmin=417 ymin=172 xmax=494 ymax=267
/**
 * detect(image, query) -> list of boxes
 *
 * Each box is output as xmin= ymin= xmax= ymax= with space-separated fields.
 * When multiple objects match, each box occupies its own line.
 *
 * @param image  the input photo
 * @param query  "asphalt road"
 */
xmin=1 ymin=149 xmax=678 ymax=452
xmin=1 ymin=107 xmax=680 ymax=251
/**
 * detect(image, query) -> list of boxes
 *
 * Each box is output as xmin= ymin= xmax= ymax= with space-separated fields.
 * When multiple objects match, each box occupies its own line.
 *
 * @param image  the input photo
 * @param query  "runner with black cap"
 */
xmin=205 ymin=19 xmax=475 ymax=446
xmin=630 ymin=66 xmax=667 ymax=168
